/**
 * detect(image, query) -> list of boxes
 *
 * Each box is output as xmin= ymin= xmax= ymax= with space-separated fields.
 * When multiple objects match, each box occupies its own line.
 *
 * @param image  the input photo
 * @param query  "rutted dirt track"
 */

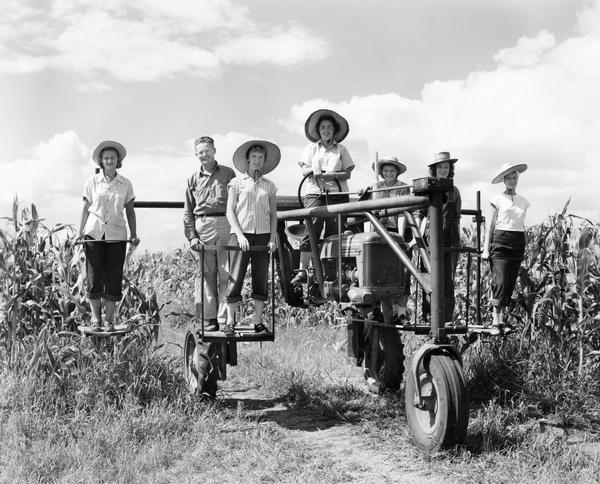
xmin=222 ymin=386 xmax=438 ymax=483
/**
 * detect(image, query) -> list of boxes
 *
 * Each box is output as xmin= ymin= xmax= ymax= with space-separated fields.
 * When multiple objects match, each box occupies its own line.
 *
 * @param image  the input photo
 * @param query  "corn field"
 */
xmin=2 ymin=197 xmax=600 ymax=415
xmin=0 ymin=198 xmax=162 ymax=401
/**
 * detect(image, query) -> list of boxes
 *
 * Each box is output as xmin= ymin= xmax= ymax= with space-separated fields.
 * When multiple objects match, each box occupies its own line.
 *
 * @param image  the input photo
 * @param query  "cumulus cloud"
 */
xmin=0 ymin=0 xmax=329 ymax=89
xmin=0 ymin=130 xmax=301 ymax=251
xmin=281 ymin=0 xmax=600 ymax=224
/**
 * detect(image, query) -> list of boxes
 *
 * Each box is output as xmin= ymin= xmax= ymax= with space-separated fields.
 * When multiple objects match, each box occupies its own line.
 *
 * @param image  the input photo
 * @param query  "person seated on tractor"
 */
xmin=184 ymin=136 xmax=236 ymax=332
xmin=416 ymin=152 xmax=462 ymax=324
xmin=291 ymin=109 xmax=355 ymax=285
xmin=482 ymin=162 xmax=530 ymax=333
xmin=78 ymin=140 xmax=140 ymax=332
xmin=224 ymin=141 xmax=279 ymax=336
xmin=364 ymin=156 xmax=412 ymax=322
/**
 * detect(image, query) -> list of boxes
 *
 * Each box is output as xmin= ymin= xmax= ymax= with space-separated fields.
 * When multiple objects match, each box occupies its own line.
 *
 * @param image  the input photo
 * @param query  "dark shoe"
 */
xmin=91 ymin=320 xmax=102 ymax=332
xmin=204 ymin=319 xmax=219 ymax=332
xmin=223 ymin=324 xmax=236 ymax=337
xmin=254 ymin=323 xmax=271 ymax=334
xmin=290 ymin=269 xmax=307 ymax=285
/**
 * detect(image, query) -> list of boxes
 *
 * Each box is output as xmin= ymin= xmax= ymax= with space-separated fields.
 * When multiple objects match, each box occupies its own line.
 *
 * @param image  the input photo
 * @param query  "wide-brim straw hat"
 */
xmin=428 ymin=151 xmax=458 ymax=167
xmin=372 ymin=156 xmax=407 ymax=176
xmin=232 ymin=140 xmax=281 ymax=175
xmin=304 ymin=109 xmax=349 ymax=143
xmin=92 ymin=140 xmax=127 ymax=164
xmin=491 ymin=162 xmax=528 ymax=184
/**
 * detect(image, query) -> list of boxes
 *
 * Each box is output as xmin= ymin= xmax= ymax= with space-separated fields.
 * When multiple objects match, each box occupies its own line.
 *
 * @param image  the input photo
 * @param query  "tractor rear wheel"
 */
xmin=405 ymin=353 xmax=468 ymax=450
xmin=378 ymin=327 xmax=405 ymax=392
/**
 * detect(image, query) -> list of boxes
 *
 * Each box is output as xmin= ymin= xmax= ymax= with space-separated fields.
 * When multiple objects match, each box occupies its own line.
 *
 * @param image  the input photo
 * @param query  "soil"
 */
xmin=221 ymin=385 xmax=438 ymax=483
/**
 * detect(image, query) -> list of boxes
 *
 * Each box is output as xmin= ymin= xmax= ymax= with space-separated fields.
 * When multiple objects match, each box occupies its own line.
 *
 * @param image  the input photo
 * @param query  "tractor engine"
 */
xmin=319 ymin=231 xmax=408 ymax=305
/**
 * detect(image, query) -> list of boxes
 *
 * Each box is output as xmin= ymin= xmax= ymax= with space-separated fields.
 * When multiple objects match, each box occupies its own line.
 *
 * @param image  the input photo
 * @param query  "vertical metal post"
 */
xmin=337 ymin=213 xmax=343 ymax=301
xmin=271 ymin=252 xmax=275 ymax=338
xmin=465 ymin=252 xmax=472 ymax=328
xmin=200 ymin=245 xmax=205 ymax=338
xmin=476 ymin=191 xmax=482 ymax=325
xmin=428 ymin=190 xmax=446 ymax=342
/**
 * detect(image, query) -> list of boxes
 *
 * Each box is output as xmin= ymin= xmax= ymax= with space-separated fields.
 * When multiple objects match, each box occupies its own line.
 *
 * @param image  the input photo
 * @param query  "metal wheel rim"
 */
xmin=413 ymin=374 xmax=440 ymax=433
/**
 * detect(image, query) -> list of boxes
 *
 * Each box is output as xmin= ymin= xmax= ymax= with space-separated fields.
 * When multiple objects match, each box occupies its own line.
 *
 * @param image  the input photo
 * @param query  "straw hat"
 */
xmin=372 ymin=156 xmax=407 ymax=176
xmin=491 ymin=162 xmax=528 ymax=184
xmin=428 ymin=151 xmax=458 ymax=167
xmin=304 ymin=109 xmax=349 ymax=143
xmin=92 ymin=140 xmax=127 ymax=164
xmin=232 ymin=140 xmax=281 ymax=175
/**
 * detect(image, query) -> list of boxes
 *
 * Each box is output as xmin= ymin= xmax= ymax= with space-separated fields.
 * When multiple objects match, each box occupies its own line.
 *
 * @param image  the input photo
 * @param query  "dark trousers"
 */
xmin=84 ymin=237 xmax=127 ymax=301
xmin=299 ymin=193 xmax=349 ymax=251
xmin=226 ymin=233 xmax=270 ymax=303
xmin=490 ymin=230 xmax=525 ymax=308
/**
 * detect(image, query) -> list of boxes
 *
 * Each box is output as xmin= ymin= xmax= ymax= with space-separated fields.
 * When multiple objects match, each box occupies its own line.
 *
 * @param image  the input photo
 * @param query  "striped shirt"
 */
xmin=299 ymin=141 xmax=354 ymax=195
xmin=228 ymin=174 xmax=277 ymax=234
xmin=82 ymin=172 xmax=135 ymax=240
xmin=372 ymin=179 xmax=410 ymax=229
xmin=184 ymin=162 xmax=236 ymax=240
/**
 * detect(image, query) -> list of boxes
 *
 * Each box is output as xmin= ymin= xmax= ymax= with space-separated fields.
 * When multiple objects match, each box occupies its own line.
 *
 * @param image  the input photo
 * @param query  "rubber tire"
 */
xmin=405 ymin=353 xmax=469 ymax=451
xmin=378 ymin=327 xmax=405 ymax=392
xmin=183 ymin=331 xmax=218 ymax=398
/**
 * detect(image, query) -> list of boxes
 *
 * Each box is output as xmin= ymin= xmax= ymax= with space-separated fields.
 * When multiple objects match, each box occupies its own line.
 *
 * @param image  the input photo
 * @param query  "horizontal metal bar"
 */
xmin=134 ymin=195 xmax=303 ymax=210
xmin=278 ymin=195 xmax=429 ymax=220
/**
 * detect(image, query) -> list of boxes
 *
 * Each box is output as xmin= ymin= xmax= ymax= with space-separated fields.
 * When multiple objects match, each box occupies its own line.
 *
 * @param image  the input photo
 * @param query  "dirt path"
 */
xmin=221 ymin=386 xmax=438 ymax=483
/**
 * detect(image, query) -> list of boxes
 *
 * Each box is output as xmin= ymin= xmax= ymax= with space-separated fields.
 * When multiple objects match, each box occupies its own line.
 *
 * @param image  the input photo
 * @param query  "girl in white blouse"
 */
xmin=482 ymin=162 xmax=530 ymax=332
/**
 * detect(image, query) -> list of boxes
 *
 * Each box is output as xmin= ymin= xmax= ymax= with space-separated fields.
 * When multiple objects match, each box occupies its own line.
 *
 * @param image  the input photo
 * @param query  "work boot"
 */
xmin=204 ymin=319 xmax=219 ymax=332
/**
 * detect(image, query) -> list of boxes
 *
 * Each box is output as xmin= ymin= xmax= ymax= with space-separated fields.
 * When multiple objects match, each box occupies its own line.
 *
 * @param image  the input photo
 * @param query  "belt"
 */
xmin=197 ymin=212 xmax=226 ymax=217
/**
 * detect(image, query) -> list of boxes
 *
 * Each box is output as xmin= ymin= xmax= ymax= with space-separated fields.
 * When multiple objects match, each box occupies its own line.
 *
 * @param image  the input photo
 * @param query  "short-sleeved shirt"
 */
xmin=372 ymin=180 xmax=410 ymax=229
xmin=229 ymin=174 xmax=277 ymax=234
xmin=491 ymin=193 xmax=530 ymax=232
xmin=82 ymin=172 xmax=135 ymax=240
xmin=183 ymin=162 xmax=236 ymax=240
xmin=298 ymin=141 xmax=354 ymax=195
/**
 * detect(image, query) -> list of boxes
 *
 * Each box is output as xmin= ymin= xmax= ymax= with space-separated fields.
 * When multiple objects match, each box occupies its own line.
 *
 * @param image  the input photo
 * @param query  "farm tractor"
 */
xmin=138 ymin=175 xmax=487 ymax=451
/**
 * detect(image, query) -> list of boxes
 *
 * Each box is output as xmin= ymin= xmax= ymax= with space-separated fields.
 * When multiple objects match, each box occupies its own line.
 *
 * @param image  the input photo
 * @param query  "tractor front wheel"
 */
xmin=405 ymin=353 xmax=468 ymax=450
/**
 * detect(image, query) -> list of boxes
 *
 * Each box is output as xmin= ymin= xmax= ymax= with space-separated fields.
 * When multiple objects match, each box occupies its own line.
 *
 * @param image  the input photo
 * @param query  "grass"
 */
xmin=2 ymin=323 xmax=600 ymax=482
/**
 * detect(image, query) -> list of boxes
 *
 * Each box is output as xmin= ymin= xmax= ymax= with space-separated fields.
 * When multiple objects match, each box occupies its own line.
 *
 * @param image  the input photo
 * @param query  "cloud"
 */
xmin=0 ymin=130 xmax=303 ymax=251
xmin=281 ymin=0 xmax=600 ymax=224
xmin=0 ymin=0 xmax=329 ymax=89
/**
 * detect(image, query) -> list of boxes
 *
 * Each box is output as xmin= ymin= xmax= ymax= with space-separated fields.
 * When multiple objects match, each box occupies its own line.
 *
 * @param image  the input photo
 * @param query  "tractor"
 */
xmin=135 ymin=175 xmax=488 ymax=451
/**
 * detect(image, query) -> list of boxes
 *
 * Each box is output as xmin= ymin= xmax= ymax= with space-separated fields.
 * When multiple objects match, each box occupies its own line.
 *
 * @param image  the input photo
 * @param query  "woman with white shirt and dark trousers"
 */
xmin=78 ymin=140 xmax=139 ymax=331
xmin=482 ymin=162 xmax=530 ymax=332
xmin=292 ymin=109 xmax=355 ymax=284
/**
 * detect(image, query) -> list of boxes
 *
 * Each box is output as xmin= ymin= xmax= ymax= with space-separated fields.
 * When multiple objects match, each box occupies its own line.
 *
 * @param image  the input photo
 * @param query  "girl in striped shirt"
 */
xmin=225 ymin=140 xmax=279 ymax=335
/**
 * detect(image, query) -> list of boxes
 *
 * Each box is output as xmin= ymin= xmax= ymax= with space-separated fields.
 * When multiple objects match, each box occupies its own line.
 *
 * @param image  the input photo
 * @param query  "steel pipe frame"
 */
xmin=277 ymin=195 xmax=429 ymax=221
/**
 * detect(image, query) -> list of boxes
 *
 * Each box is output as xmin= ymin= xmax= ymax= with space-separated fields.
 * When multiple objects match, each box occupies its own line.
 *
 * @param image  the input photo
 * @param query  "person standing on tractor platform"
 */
xmin=78 ymin=140 xmax=139 ymax=332
xmin=291 ymin=109 xmax=355 ymax=285
xmin=482 ymin=162 xmax=530 ymax=334
xmin=184 ymin=136 xmax=236 ymax=332
xmin=366 ymin=156 xmax=411 ymax=322
xmin=417 ymin=152 xmax=462 ymax=323
xmin=224 ymin=140 xmax=279 ymax=336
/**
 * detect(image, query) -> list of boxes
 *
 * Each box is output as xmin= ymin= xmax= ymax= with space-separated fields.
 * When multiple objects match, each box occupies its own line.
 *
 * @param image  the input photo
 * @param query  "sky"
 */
xmin=1 ymin=0 xmax=598 ymax=251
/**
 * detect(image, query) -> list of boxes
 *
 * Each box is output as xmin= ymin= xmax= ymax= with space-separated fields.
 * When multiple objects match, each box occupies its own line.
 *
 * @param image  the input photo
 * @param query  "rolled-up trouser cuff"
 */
xmin=87 ymin=293 xmax=102 ymax=301
xmin=226 ymin=295 xmax=242 ymax=304
xmin=251 ymin=292 xmax=268 ymax=301
xmin=103 ymin=293 xmax=122 ymax=302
